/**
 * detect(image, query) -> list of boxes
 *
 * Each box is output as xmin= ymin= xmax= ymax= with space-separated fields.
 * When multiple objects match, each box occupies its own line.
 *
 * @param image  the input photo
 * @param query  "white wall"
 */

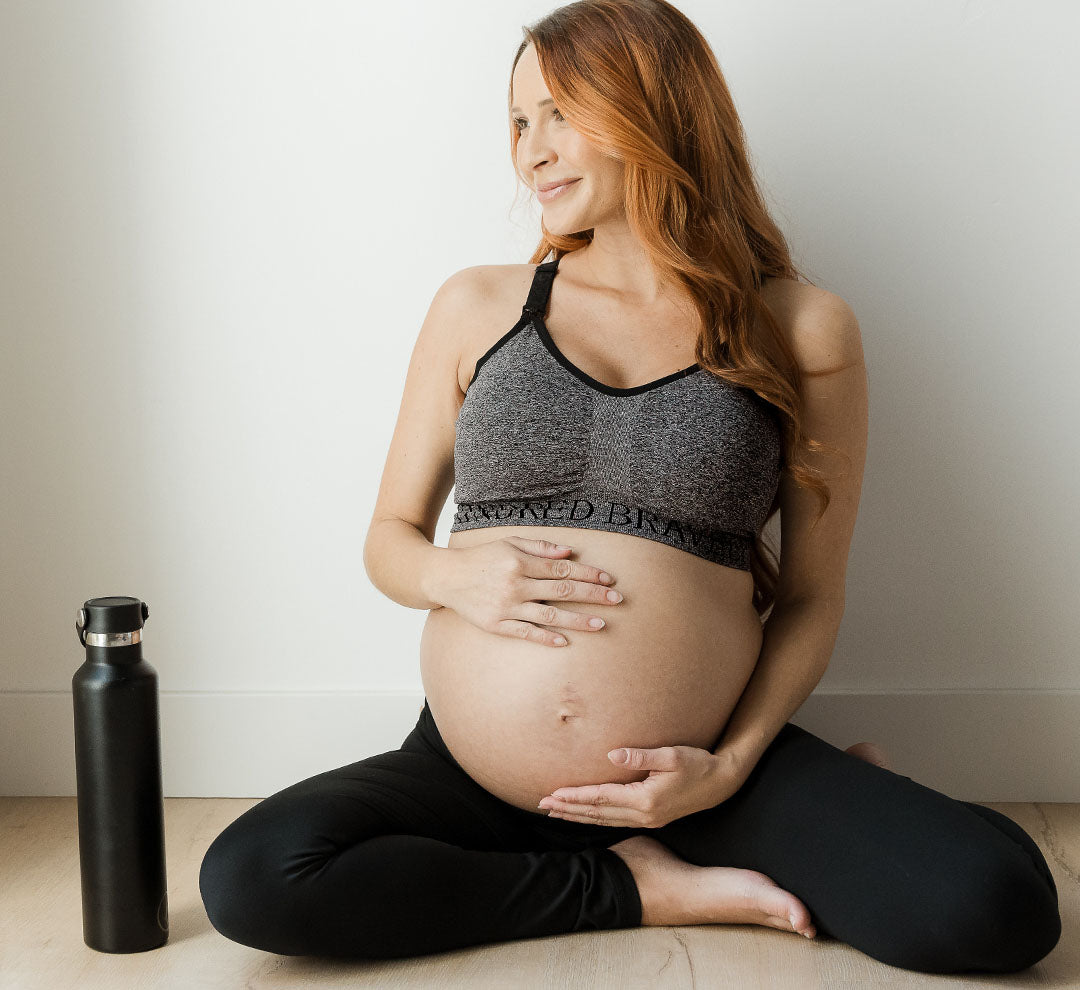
xmin=2 ymin=1 xmax=1077 ymax=798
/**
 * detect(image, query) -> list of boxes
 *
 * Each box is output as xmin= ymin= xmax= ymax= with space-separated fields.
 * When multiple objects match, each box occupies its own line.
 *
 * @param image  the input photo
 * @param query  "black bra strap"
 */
xmin=522 ymin=255 xmax=560 ymax=316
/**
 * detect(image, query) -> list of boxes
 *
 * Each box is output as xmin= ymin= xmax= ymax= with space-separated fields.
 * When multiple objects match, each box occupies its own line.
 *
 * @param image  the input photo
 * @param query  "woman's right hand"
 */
xmin=434 ymin=537 xmax=623 ymax=647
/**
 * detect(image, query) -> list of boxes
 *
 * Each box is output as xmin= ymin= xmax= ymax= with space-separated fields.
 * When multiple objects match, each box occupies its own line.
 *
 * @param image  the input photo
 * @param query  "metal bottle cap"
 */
xmin=76 ymin=596 xmax=150 ymax=648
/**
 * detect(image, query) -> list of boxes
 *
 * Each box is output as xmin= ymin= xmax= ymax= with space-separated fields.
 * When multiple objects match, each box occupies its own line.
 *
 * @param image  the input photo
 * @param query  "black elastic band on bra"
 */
xmin=522 ymin=257 xmax=560 ymax=316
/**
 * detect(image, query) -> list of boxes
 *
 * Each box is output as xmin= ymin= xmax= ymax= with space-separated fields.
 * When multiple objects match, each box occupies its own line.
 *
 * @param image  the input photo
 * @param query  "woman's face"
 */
xmin=510 ymin=44 xmax=625 ymax=236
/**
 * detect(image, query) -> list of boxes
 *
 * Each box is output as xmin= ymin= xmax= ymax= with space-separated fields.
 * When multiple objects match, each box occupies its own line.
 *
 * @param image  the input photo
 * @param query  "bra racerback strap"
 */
xmin=522 ymin=256 xmax=560 ymax=317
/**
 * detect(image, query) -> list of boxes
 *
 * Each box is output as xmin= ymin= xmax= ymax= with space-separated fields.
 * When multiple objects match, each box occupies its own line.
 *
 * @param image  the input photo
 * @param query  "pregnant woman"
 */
xmin=199 ymin=1 xmax=1060 ymax=975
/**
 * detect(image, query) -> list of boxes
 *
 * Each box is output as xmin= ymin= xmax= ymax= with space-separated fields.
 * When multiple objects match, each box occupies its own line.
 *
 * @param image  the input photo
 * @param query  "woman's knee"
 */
xmin=198 ymin=800 xmax=402 ymax=958
xmin=951 ymin=844 xmax=1061 ymax=973
xmin=199 ymin=821 xmax=268 ymax=949
xmin=893 ymin=837 xmax=1061 ymax=974
xmin=198 ymin=807 xmax=311 ymax=954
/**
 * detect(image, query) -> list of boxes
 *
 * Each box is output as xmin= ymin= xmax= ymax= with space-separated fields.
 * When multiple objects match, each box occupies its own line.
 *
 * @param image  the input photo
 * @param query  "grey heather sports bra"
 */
xmin=449 ymin=255 xmax=783 ymax=571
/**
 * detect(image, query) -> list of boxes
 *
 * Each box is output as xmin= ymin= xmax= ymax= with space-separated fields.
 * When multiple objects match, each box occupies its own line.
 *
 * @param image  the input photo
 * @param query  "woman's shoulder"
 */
xmin=762 ymin=273 xmax=845 ymax=314
xmin=444 ymin=263 xmax=537 ymax=309
xmin=446 ymin=264 xmax=539 ymax=395
xmin=763 ymin=278 xmax=861 ymax=375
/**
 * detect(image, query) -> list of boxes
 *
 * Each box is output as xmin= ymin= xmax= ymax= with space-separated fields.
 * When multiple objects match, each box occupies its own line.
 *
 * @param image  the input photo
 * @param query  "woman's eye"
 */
xmin=514 ymin=107 xmax=564 ymax=132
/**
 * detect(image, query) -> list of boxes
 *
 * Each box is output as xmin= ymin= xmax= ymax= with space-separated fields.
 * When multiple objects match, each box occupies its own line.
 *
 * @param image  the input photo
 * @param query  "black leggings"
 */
xmin=199 ymin=700 xmax=1060 ymax=974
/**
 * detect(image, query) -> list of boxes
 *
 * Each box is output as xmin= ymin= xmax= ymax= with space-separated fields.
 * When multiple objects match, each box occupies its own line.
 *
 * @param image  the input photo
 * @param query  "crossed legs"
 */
xmin=199 ymin=712 xmax=1060 ymax=973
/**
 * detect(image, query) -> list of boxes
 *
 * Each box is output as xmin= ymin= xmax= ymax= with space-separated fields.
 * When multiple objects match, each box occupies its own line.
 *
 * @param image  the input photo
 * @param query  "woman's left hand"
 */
xmin=537 ymin=744 xmax=746 ymax=829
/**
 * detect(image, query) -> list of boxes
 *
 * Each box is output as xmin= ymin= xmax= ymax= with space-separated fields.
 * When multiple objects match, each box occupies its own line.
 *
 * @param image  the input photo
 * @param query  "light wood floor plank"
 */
xmin=0 ymin=798 xmax=1073 ymax=988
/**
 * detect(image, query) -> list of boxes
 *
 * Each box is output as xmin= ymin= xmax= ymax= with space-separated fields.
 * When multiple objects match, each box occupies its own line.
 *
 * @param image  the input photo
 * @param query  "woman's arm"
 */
xmin=361 ymin=268 xmax=483 ymax=611
xmin=713 ymin=291 xmax=868 ymax=780
xmin=364 ymin=517 xmax=452 ymax=611
xmin=711 ymin=596 xmax=843 ymax=776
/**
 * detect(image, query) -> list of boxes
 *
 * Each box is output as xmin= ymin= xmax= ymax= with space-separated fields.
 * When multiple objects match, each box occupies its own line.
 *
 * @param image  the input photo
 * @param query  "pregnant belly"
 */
xmin=419 ymin=526 xmax=765 ymax=815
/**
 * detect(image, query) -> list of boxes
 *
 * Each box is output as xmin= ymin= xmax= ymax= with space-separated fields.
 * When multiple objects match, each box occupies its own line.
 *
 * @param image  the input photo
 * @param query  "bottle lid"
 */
xmin=76 ymin=596 xmax=150 ymax=648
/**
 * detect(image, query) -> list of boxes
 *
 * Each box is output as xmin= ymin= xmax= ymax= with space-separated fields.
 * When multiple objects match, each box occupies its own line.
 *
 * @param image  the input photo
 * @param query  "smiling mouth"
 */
xmin=538 ymin=178 xmax=581 ymax=201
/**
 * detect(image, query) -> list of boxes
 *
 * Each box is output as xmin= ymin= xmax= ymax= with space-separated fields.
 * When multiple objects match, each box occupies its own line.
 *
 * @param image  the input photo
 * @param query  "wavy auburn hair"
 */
xmin=509 ymin=0 xmax=842 ymax=619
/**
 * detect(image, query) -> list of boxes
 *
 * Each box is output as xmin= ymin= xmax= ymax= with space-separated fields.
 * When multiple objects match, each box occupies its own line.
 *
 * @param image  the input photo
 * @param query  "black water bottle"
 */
xmin=72 ymin=596 xmax=168 ymax=952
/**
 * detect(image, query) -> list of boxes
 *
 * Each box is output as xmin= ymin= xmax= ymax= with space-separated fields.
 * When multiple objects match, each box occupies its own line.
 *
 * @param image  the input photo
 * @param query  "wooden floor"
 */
xmin=1 ymin=797 xmax=1075 ymax=989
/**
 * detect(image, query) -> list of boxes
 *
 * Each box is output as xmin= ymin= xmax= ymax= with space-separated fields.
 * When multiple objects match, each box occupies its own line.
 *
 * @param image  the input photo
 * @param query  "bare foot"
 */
xmin=607 ymin=835 xmax=816 ymax=938
xmin=844 ymin=740 xmax=891 ymax=770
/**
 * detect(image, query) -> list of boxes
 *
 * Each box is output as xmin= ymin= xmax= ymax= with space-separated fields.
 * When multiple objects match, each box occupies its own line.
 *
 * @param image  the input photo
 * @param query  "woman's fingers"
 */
xmin=539 ymin=784 xmax=645 ymax=824
xmin=523 ymin=600 xmax=610 ymax=635
xmin=532 ymin=576 xmax=625 ymax=608
xmin=545 ymin=807 xmax=638 ymax=826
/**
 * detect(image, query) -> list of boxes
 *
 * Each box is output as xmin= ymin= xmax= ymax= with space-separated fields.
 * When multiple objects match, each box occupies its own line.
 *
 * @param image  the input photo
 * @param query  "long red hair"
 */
xmin=510 ymin=0 xmax=844 ymax=618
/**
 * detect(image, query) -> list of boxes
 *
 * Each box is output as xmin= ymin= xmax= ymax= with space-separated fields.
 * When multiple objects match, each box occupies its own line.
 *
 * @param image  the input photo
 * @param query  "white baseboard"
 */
xmin=1 ymin=689 xmax=1077 ymax=801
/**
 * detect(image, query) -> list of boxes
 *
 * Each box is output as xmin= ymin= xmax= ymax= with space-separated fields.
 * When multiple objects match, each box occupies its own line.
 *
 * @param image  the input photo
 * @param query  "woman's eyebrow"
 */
xmin=509 ymin=97 xmax=554 ymax=113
